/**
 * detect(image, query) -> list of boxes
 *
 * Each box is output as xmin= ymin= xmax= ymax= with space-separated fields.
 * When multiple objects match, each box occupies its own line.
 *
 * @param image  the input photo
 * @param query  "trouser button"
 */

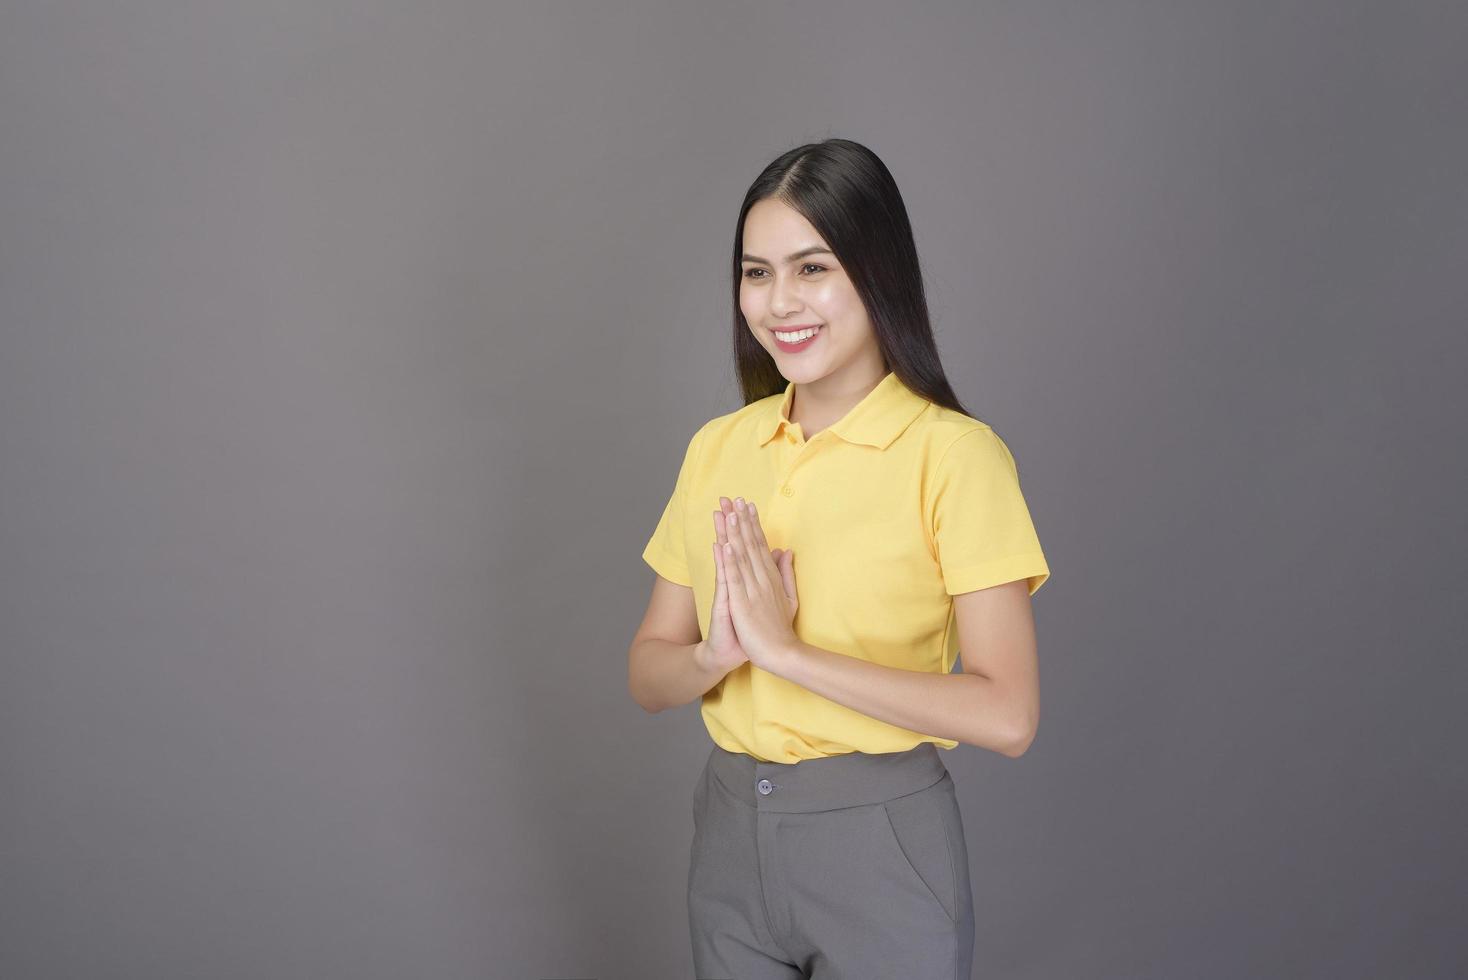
xmin=756 ymin=778 xmax=773 ymax=795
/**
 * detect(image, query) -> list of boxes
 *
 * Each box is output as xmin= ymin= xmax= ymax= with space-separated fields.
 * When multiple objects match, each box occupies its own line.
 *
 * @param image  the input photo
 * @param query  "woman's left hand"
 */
xmin=718 ymin=496 xmax=800 ymax=671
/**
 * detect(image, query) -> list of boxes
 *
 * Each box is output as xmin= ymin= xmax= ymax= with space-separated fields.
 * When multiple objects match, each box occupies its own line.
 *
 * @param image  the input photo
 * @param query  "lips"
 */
xmin=772 ymin=324 xmax=823 ymax=352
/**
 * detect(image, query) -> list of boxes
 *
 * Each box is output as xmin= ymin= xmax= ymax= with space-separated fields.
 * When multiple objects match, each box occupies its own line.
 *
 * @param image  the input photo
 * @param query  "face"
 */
xmin=739 ymin=197 xmax=883 ymax=384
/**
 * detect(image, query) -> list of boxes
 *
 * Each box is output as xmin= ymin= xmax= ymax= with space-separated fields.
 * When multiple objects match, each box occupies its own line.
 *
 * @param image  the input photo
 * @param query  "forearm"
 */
xmin=628 ymin=638 xmax=728 ymax=714
xmin=770 ymin=640 xmax=1031 ymax=757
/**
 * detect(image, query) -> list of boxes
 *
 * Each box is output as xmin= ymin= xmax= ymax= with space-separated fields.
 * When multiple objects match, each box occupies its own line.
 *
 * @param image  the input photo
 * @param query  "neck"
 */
xmin=790 ymin=362 xmax=889 ymax=436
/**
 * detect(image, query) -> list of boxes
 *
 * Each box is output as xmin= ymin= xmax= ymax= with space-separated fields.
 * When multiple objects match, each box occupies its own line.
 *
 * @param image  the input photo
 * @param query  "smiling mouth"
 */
xmin=771 ymin=324 xmax=823 ymax=350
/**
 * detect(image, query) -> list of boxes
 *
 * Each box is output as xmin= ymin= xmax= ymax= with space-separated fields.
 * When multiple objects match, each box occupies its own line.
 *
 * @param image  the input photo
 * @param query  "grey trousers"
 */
xmin=688 ymin=741 xmax=975 ymax=980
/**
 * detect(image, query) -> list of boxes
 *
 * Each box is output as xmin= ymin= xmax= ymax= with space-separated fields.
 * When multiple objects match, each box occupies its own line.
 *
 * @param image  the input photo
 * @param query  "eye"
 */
xmin=801 ymin=263 xmax=827 ymax=275
xmin=743 ymin=268 xmax=767 ymax=280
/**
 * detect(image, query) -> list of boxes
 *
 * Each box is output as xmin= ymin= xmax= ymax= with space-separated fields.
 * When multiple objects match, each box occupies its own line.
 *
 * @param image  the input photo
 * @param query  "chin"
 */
xmin=779 ymin=361 xmax=830 ymax=383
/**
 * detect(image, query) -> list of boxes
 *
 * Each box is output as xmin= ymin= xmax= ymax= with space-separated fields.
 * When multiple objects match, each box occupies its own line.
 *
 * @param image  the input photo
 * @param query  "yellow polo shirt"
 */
xmin=641 ymin=370 xmax=1050 ymax=763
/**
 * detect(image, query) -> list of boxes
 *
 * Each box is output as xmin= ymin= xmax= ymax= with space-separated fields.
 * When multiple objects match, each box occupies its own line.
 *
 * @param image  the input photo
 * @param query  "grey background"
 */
xmin=1 ymin=2 xmax=1463 ymax=978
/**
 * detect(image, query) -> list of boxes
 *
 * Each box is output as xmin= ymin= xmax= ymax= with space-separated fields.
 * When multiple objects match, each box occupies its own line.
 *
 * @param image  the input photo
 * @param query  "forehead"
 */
xmin=742 ymin=198 xmax=828 ymax=256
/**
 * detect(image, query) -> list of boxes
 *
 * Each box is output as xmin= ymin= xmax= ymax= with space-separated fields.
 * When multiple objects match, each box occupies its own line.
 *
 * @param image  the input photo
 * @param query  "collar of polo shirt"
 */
xmin=756 ymin=370 xmax=931 ymax=450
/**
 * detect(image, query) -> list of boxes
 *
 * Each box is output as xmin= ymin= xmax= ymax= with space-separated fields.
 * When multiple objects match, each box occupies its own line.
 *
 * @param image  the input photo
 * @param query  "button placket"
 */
xmin=777 ymin=456 xmax=805 ymax=500
xmin=751 ymin=763 xmax=793 ymax=945
xmin=754 ymin=811 xmax=791 ymax=948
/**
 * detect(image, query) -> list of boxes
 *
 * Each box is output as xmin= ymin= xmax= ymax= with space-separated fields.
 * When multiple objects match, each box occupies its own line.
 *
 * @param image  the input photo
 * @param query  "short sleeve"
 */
xmin=640 ymin=422 xmax=705 ymax=588
xmin=929 ymin=427 xmax=1051 ymax=597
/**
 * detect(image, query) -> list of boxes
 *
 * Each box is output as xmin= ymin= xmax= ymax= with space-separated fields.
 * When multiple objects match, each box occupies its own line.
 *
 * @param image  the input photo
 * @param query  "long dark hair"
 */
xmin=731 ymin=138 xmax=972 ymax=419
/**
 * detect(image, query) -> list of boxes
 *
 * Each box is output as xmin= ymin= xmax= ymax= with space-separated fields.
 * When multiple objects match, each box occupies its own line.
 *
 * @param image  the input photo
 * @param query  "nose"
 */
xmin=769 ymin=270 xmax=803 ymax=318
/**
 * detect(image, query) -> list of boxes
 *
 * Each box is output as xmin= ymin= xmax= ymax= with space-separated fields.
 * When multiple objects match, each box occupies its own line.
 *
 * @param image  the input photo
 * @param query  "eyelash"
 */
xmin=743 ymin=263 xmax=827 ymax=280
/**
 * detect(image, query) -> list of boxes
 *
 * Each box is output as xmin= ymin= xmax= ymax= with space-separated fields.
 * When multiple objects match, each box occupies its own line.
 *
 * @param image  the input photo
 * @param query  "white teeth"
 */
xmin=774 ymin=326 xmax=819 ymax=342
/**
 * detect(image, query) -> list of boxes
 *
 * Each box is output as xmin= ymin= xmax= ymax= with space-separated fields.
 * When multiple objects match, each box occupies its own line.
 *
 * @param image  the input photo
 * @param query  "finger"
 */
xmin=727 ymin=513 xmax=757 ymax=597
xmin=711 ymin=538 xmax=725 ymax=596
xmin=720 ymin=499 xmax=739 ymax=548
xmin=744 ymin=501 xmax=781 ymax=585
xmin=711 ymin=509 xmax=731 ymax=598
xmin=778 ymin=549 xmax=796 ymax=601
xmin=745 ymin=500 xmax=771 ymax=552
xmin=722 ymin=501 xmax=745 ymax=586
xmin=722 ymin=539 xmax=744 ymax=596
xmin=731 ymin=506 xmax=770 ymax=592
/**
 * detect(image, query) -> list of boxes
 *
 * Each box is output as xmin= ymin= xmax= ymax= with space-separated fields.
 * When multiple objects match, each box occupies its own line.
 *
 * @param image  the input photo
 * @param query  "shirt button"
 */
xmin=780 ymin=486 xmax=793 ymax=497
xmin=756 ymin=778 xmax=773 ymax=795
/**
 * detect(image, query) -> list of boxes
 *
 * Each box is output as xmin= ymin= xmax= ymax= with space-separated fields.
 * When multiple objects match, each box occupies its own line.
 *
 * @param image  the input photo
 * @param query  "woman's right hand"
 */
xmin=698 ymin=499 xmax=785 ymax=676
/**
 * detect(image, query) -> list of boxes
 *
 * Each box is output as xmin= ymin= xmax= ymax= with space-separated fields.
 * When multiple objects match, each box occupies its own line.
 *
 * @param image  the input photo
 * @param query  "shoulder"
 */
xmin=692 ymin=392 xmax=783 ymax=452
xmin=906 ymin=408 xmax=1037 ymax=498
xmin=904 ymin=403 xmax=1005 ymax=466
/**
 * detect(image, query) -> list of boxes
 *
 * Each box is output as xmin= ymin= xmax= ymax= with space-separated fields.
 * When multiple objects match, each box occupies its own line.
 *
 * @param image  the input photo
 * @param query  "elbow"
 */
xmin=1004 ymin=727 xmax=1036 ymax=758
xmin=627 ymin=676 xmax=662 ymax=715
xmin=629 ymin=682 xmax=664 ymax=715
xmin=968 ymin=680 xmax=1037 ymax=758
xmin=1003 ymin=710 xmax=1039 ymax=759
xmin=627 ymin=648 xmax=650 ymax=713
xmin=626 ymin=645 xmax=665 ymax=715
xmin=628 ymin=683 xmax=654 ymax=714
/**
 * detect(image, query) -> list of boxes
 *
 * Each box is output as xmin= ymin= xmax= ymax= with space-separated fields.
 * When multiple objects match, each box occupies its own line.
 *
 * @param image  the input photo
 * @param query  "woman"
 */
xmin=628 ymin=138 xmax=1051 ymax=979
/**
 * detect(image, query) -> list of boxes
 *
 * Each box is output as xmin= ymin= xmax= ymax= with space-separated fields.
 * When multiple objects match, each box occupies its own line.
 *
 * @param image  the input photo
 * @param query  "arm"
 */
xmin=628 ymin=573 xmax=732 ymax=713
xmin=767 ymin=578 xmax=1041 ymax=757
xmin=629 ymin=636 xmax=729 ymax=714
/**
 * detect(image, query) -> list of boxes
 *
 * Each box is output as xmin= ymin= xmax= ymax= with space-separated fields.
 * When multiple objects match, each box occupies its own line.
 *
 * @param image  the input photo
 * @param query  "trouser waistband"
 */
xmin=705 ymin=741 xmax=948 ymax=814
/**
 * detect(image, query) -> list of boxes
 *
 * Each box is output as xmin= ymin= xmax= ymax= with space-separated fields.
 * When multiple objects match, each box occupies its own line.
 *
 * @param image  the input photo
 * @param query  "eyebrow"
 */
xmin=740 ymin=245 xmax=834 ymax=265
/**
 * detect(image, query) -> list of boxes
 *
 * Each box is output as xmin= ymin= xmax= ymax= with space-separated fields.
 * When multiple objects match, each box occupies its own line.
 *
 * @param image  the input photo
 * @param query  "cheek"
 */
xmin=738 ymin=286 xmax=760 ymax=320
xmin=813 ymin=283 xmax=864 ymax=328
